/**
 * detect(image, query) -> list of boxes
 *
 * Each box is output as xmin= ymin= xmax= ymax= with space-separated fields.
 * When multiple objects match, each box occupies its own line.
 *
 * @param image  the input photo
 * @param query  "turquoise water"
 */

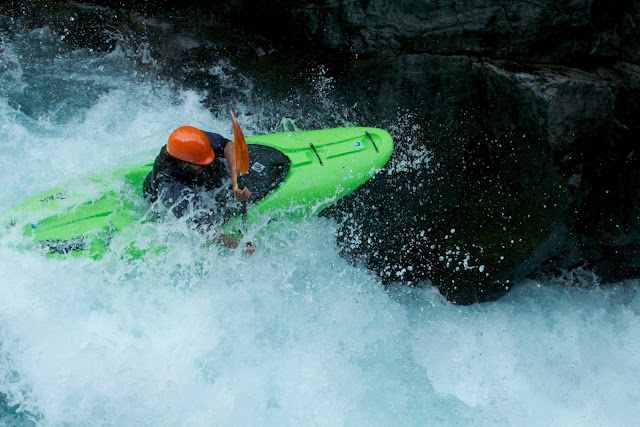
xmin=1 ymin=18 xmax=639 ymax=426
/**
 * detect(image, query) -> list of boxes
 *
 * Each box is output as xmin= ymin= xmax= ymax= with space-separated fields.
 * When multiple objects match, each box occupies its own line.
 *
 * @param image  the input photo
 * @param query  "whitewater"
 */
xmin=1 ymin=17 xmax=639 ymax=426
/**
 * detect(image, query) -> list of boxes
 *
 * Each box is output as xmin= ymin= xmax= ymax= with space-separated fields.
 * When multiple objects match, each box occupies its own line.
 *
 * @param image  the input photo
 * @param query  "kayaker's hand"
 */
xmin=233 ymin=186 xmax=252 ymax=201
xmin=243 ymin=242 xmax=256 ymax=255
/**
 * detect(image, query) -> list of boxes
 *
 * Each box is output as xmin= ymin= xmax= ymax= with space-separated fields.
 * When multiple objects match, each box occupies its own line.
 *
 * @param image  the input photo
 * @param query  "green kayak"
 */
xmin=1 ymin=127 xmax=393 ymax=259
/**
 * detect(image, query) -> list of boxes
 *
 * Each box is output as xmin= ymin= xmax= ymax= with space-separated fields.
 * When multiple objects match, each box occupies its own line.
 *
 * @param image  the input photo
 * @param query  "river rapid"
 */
xmin=1 ymin=13 xmax=639 ymax=426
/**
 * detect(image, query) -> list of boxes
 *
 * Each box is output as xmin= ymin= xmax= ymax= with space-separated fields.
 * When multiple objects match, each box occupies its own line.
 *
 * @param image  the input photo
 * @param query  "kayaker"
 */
xmin=143 ymin=126 xmax=255 ymax=253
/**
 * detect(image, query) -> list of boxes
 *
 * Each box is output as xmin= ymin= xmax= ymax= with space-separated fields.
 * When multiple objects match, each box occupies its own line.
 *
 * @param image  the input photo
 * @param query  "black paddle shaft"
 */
xmin=237 ymin=175 xmax=246 ymax=224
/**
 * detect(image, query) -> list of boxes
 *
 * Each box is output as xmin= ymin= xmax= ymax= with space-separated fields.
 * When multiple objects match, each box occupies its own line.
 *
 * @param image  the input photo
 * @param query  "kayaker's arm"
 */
xmin=224 ymin=142 xmax=252 ymax=201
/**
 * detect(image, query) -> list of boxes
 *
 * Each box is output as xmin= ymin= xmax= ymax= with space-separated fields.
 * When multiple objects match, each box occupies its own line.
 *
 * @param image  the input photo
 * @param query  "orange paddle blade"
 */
xmin=230 ymin=109 xmax=249 ymax=175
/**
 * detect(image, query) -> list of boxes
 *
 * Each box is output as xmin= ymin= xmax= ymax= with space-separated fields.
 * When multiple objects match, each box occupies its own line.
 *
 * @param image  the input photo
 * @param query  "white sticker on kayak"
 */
xmin=251 ymin=162 xmax=265 ymax=173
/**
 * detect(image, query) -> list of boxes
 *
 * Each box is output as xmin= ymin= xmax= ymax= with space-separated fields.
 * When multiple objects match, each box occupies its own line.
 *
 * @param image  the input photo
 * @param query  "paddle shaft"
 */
xmin=238 ymin=174 xmax=247 ymax=225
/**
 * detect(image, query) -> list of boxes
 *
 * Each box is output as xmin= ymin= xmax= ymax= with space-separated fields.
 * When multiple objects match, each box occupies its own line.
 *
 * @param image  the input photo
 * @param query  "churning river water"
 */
xmin=1 ymin=14 xmax=639 ymax=426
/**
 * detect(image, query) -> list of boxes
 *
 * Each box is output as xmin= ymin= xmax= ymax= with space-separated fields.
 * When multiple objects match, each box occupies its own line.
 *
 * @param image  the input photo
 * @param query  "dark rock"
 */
xmin=285 ymin=0 xmax=631 ymax=62
xmin=325 ymin=55 xmax=624 ymax=303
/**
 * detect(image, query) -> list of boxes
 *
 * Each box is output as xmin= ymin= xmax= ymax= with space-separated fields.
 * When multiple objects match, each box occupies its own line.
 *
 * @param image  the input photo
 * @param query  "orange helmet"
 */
xmin=166 ymin=126 xmax=214 ymax=165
